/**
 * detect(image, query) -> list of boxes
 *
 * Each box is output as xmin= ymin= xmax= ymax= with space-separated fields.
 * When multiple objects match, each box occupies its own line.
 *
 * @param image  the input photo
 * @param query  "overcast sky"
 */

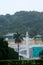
xmin=0 ymin=0 xmax=43 ymax=15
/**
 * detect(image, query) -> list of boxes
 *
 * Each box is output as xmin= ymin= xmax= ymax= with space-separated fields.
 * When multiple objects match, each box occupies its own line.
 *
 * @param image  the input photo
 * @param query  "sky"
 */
xmin=0 ymin=0 xmax=43 ymax=15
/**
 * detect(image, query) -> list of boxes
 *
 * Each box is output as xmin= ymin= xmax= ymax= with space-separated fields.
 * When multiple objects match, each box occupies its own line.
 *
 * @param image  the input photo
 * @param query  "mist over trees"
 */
xmin=0 ymin=11 xmax=43 ymax=37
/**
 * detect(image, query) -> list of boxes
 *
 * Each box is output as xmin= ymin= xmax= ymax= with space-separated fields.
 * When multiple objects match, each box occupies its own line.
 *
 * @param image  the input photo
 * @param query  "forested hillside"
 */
xmin=0 ymin=11 xmax=43 ymax=37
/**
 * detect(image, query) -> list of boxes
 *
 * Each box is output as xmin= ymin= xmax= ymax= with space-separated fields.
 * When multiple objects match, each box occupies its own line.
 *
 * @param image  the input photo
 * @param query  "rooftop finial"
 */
xmin=26 ymin=32 xmax=28 ymax=37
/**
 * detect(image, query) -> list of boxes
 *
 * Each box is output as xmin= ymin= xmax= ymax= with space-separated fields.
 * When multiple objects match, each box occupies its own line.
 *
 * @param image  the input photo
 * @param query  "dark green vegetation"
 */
xmin=13 ymin=32 xmax=23 ymax=43
xmin=0 ymin=60 xmax=43 ymax=65
xmin=0 ymin=38 xmax=18 ymax=60
xmin=0 ymin=11 xmax=43 ymax=37
xmin=13 ymin=32 xmax=23 ymax=59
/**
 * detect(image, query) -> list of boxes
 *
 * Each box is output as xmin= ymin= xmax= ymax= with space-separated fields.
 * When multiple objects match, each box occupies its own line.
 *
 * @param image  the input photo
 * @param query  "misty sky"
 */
xmin=0 ymin=0 xmax=43 ymax=15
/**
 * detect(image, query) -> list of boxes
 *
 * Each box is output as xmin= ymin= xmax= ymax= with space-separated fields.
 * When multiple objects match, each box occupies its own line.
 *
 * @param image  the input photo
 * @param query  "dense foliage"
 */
xmin=0 ymin=38 xmax=18 ymax=60
xmin=0 ymin=60 xmax=43 ymax=65
xmin=0 ymin=11 xmax=43 ymax=37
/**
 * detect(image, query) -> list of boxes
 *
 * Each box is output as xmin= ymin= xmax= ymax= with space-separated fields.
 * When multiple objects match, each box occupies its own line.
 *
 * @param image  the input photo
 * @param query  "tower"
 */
xmin=26 ymin=32 xmax=30 ymax=59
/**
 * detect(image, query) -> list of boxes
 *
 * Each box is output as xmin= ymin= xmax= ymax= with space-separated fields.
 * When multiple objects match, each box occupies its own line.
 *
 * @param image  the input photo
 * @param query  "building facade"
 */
xmin=4 ymin=32 xmax=43 ymax=60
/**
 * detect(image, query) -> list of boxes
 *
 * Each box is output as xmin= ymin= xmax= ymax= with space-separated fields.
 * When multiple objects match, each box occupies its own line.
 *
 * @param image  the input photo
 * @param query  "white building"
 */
xmin=5 ymin=32 xmax=43 ymax=60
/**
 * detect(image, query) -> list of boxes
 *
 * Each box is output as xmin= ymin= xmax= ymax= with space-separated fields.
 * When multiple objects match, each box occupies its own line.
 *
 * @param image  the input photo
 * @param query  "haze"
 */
xmin=0 ymin=0 xmax=43 ymax=15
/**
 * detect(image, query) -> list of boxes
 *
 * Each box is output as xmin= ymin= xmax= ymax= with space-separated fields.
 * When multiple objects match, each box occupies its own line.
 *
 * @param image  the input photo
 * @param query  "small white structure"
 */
xmin=26 ymin=32 xmax=30 ymax=58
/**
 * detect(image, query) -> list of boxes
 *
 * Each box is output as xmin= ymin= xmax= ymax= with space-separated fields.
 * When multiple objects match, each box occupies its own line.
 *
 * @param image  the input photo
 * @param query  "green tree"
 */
xmin=0 ymin=38 xmax=8 ymax=59
xmin=0 ymin=37 xmax=18 ymax=60
xmin=8 ymin=47 xmax=18 ymax=59
xmin=13 ymin=32 xmax=23 ymax=59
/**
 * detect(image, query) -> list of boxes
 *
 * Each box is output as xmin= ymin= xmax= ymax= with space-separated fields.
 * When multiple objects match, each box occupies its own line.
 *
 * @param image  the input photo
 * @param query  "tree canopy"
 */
xmin=0 ymin=38 xmax=18 ymax=60
xmin=0 ymin=11 xmax=43 ymax=37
